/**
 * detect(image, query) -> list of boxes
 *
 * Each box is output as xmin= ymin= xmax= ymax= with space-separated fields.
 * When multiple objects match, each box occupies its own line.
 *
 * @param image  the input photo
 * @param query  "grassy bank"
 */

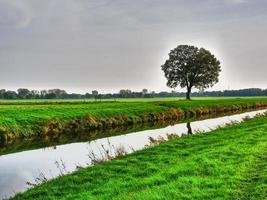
xmin=1 ymin=97 xmax=267 ymax=143
xmin=12 ymin=112 xmax=267 ymax=199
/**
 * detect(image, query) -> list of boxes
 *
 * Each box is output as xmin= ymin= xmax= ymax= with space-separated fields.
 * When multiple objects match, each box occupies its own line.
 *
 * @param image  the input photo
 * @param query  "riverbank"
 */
xmin=12 ymin=110 xmax=267 ymax=199
xmin=0 ymin=108 xmax=261 ymax=156
xmin=1 ymin=97 xmax=267 ymax=144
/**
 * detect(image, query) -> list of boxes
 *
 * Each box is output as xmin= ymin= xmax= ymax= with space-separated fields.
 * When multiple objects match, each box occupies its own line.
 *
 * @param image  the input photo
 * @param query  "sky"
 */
xmin=0 ymin=0 xmax=267 ymax=93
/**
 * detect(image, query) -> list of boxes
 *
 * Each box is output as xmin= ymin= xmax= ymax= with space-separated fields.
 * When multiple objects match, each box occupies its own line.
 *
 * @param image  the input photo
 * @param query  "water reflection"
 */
xmin=187 ymin=122 xmax=193 ymax=135
xmin=0 ymin=109 xmax=267 ymax=199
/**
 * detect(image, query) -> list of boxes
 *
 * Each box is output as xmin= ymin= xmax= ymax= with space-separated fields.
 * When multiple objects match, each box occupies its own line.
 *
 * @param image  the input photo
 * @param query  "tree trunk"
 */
xmin=186 ymin=87 xmax=191 ymax=100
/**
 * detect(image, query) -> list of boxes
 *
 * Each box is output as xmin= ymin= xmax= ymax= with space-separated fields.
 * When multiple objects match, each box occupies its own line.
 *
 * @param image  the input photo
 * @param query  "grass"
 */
xmin=0 ymin=96 xmax=265 ymax=104
xmin=1 ymin=97 xmax=267 ymax=141
xmin=12 ymin=113 xmax=267 ymax=199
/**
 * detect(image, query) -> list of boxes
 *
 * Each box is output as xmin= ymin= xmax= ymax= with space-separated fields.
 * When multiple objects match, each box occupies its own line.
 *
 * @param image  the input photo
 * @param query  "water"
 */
xmin=0 ymin=109 xmax=266 ymax=199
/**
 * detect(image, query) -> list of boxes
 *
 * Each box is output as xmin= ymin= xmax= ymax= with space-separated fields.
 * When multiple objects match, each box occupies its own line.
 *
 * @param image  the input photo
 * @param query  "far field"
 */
xmin=1 ymin=97 xmax=267 ymax=141
xmin=12 ymin=110 xmax=267 ymax=199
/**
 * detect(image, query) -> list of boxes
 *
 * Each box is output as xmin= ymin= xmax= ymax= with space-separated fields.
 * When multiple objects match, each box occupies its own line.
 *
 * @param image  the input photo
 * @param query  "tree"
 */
xmin=0 ymin=89 xmax=6 ymax=99
xmin=17 ymin=88 xmax=30 ymax=99
xmin=151 ymin=91 xmax=156 ymax=98
xmin=161 ymin=45 xmax=221 ymax=100
xmin=141 ymin=88 xmax=148 ymax=97
xmin=40 ymin=90 xmax=48 ymax=98
xmin=85 ymin=93 xmax=92 ymax=99
xmin=3 ymin=91 xmax=17 ymax=99
xmin=48 ymin=89 xmax=67 ymax=99
xmin=30 ymin=90 xmax=40 ymax=99
xmin=45 ymin=92 xmax=56 ymax=99
xmin=142 ymin=88 xmax=148 ymax=94
xmin=92 ymin=90 xmax=98 ymax=100
xmin=119 ymin=89 xmax=132 ymax=98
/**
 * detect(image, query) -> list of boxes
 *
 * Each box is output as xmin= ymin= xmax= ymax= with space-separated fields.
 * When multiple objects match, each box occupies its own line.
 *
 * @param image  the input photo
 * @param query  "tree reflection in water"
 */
xmin=187 ymin=122 xmax=192 ymax=135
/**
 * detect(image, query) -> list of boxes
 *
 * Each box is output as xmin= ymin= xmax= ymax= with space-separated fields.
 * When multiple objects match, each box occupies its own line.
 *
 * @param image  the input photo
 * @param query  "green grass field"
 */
xmin=12 ymin=113 xmax=267 ymax=200
xmin=0 ymin=96 xmax=265 ymax=104
xmin=1 ymin=97 xmax=267 ymax=140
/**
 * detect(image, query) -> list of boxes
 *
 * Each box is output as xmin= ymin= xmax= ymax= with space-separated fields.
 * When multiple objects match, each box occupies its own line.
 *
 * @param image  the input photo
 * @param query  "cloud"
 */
xmin=0 ymin=0 xmax=35 ymax=28
xmin=224 ymin=0 xmax=246 ymax=4
xmin=0 ymin=0 xmax=266 ymax=92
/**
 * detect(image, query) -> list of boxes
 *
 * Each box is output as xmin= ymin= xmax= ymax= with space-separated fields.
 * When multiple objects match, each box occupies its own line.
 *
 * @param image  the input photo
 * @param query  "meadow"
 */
xmin=12 ymin=111 xmax=267 ymax=200
xmin=1 ymin=97 xmax=267 ymax=143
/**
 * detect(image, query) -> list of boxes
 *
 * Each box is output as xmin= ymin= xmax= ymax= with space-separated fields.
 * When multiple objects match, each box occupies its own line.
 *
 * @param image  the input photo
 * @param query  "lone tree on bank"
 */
xmin=161 ymin=45 xmax=221 ymax=100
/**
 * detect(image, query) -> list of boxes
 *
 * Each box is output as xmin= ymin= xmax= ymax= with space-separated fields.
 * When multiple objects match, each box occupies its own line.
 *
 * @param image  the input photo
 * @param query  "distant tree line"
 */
xmin=0 ymin=88 xmax=266 ymax=99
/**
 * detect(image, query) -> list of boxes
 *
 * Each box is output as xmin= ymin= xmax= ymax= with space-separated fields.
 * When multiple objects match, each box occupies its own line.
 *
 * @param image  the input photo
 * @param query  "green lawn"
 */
xmin=1 ymin=97 xmax=267 ymax=139
xmin=12 ymin=113 xmax=267 ymax=199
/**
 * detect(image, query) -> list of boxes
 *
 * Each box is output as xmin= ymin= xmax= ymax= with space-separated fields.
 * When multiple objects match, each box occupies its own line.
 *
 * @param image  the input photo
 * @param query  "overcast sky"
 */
xmin=0 ymin=0 xmax=267 ymax=93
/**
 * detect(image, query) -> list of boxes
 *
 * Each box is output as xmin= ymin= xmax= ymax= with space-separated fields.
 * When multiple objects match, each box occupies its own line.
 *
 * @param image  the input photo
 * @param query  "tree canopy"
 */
xmin=161 ymin=45 xmax=221 ymax=100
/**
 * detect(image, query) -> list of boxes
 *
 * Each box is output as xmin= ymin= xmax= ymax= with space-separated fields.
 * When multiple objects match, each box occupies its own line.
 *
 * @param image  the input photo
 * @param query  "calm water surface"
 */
xmin=1 ymin=109 xmax=267 ymax=199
